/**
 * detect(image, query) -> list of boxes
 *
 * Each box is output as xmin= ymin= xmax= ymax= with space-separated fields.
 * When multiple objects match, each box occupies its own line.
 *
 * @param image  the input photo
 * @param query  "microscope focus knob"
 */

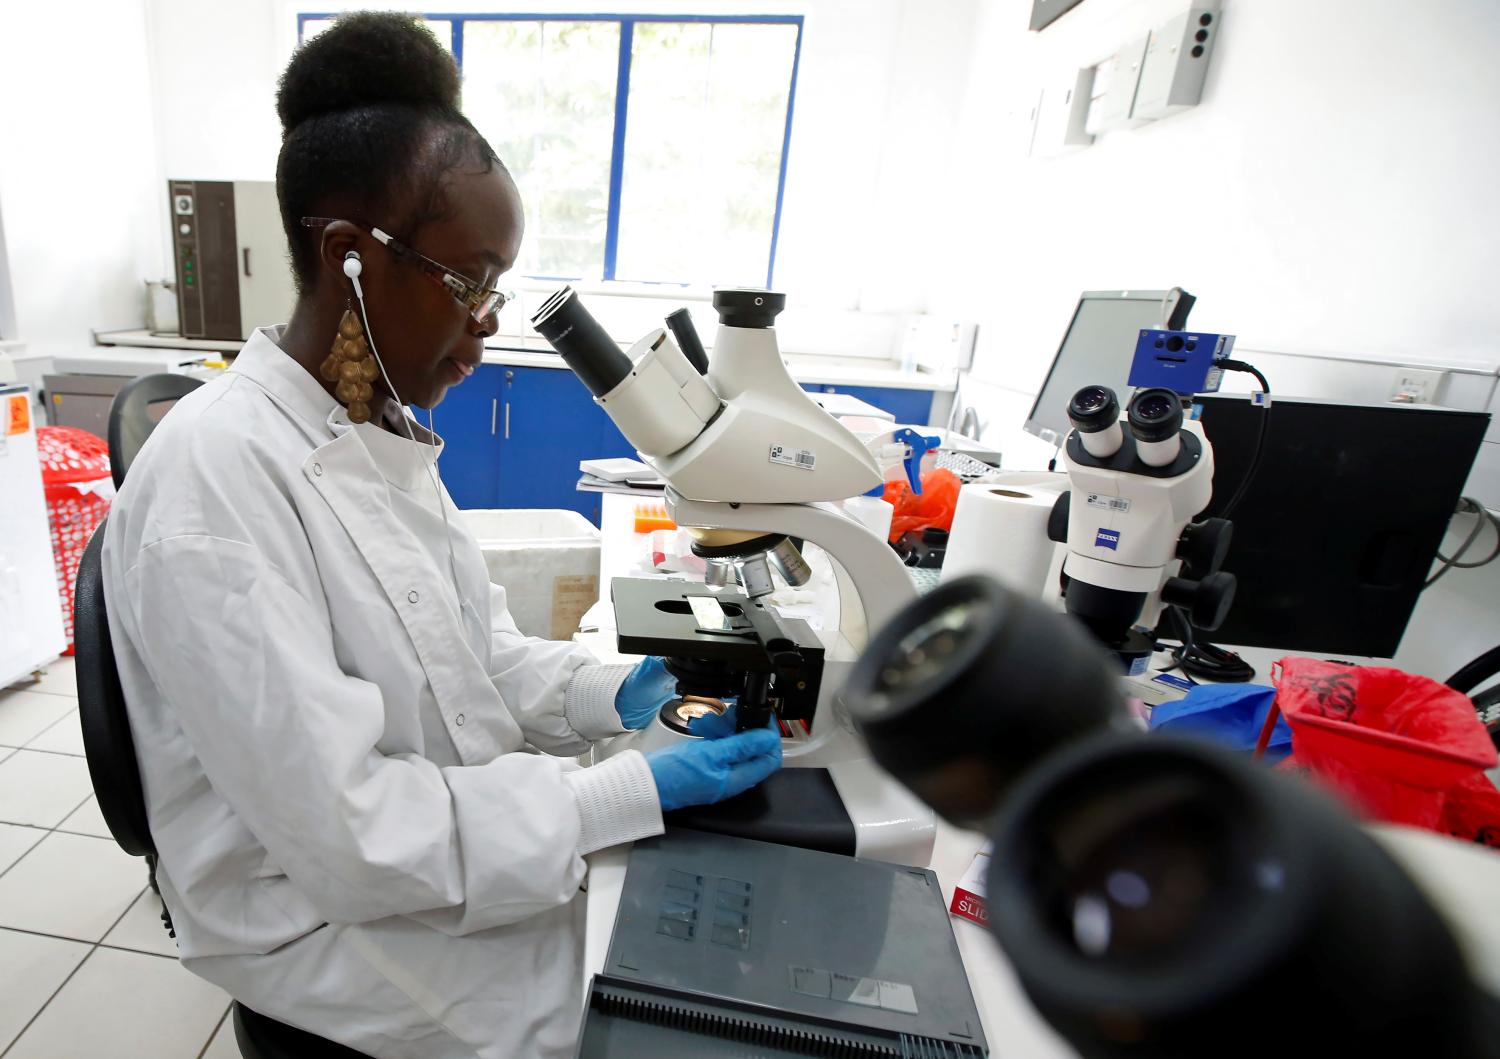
xmin=1162 ymin=571 xmax=1237 ymax=631
xmin=1178 ymin=517 xmax=1234 ymax=577
xmin=1047 ymin=492 xmax=1071 ymax=544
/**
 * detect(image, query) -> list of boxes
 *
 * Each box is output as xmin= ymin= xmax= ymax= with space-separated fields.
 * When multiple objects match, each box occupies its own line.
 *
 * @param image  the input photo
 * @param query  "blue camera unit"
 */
xmin=1128 ymin=329 xmax=1236 ymax=395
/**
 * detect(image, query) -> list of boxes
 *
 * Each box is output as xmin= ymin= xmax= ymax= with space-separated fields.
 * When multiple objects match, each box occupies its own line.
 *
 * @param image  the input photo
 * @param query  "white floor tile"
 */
xmin=0 ymin=831 xmax=146 ymax=941
xmin=202 ymin=1014 xmax=244 ymax=1058
xmin=29 ymin=655 xmax=77 ymax=698
xmin=0 ymin=689 xmax=75 ymax=747
xmin=103 ymin=888 xmax=179 ymax=958
xmin=25 ymin=709 xmax=85 ymax=756
xmin=6 ymin=947 xmax=230 ymax=1059
xmin=0 ymin=928 xmax=91 ymax=1052
xmin=0 ymin=749 xmax=93 ymax=827
xmin=0 ymin=821 xmax=46 ymax=874
xmin=57 ymin=793 xmax=112 ymax=838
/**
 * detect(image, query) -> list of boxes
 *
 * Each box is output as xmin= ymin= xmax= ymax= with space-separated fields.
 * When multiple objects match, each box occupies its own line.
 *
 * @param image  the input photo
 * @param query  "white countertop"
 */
xmin=94 ymin=328 xmax=241 ymax=353
xmin=481 ymin=344 xmax=956 ymax=392
xmin=91 ymin=329 xmax=957 ymax=393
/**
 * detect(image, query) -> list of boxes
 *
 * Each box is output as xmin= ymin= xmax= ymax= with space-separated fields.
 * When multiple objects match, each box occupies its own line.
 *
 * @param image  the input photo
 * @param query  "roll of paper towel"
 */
xmin=940 ymin=474 xmax=1068 ymax=599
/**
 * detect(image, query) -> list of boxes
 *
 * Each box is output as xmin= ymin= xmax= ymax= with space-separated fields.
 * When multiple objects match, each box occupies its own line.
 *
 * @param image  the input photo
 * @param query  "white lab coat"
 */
xmin=102 ymin=328 xmax=664 ymax=1058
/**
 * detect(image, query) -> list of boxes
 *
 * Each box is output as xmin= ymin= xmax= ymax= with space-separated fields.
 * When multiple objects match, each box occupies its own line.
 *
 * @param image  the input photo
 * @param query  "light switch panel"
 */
xmin=1132 ymin=2 xmax=1221 ymax=121
xmin=1085 ymin=35 xmax=1150 ymax=135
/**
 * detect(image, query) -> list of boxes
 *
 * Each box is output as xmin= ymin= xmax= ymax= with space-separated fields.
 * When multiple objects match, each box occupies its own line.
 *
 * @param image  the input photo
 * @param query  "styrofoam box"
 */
xmin=459 ymin=509 xmax=601 ymax=640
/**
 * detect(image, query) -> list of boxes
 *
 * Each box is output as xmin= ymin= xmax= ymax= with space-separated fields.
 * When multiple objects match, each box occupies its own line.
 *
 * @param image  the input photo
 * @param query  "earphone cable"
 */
xmin=350 ymin=280 xmax=468 ymax=611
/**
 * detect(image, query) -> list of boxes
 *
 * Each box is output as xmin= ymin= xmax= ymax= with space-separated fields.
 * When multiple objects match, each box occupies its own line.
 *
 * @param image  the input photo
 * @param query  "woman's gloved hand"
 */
xmin=614 ymin=656 xmax=677 ymax=730
xmin=646 ymin=721 xmax=783 ymax=812
xmin=684 ymin=704 xmax=740 ymax=740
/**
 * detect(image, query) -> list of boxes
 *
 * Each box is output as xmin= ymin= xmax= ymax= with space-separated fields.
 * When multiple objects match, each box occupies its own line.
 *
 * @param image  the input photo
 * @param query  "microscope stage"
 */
xmin=611 ymin=577 xmax=824 ymax=667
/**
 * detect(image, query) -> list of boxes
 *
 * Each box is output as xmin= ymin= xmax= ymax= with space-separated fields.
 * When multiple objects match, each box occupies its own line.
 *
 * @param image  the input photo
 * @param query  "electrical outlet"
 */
xmin=1388 ymin=368 xmax=1447 ymax=405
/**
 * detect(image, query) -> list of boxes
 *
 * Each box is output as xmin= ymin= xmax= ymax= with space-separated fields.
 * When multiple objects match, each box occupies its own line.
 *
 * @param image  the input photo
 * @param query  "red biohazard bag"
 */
xmin=883 ymin=468 xmax=962 ymax=544
xmin=1271 ymin=657 xmax=1499 ymax=836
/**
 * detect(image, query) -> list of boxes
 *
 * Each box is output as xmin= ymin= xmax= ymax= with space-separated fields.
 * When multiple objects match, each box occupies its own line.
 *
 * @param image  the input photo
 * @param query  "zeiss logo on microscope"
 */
xmin=1095 ymin=528 xmax=1121 ymax=550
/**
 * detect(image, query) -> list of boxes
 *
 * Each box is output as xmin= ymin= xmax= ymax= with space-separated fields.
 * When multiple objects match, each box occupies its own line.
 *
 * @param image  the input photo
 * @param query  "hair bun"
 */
xmin=276 ymin=12 xmax=460 ymax=133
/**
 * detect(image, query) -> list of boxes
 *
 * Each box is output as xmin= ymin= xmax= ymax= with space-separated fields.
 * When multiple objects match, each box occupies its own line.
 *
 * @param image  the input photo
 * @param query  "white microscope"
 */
xmin=1048 ymin=379 xmax=1237 ymax=675
xmin=532 ymin=287 xmax=934 ymax=865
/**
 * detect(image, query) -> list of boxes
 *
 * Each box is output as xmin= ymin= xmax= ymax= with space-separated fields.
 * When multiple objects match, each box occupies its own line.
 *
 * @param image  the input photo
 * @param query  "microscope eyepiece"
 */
xmin=1068 ymin=386 xmax=1120 ymax=432
xmin=987 ymin=735 xmax=1491 ymax=1058
xmin=842 ymin=574 xmax=1125 ymax=829
xmin=531 ymin=286 xmax=633 ymax=398
xmin=1127 ymin=388 xmax=1185 ymax=467
xmin=664 ymin=307 xmax=710 ymax=374
xmin=1127 ymin=388 xmax=1184 ymax=443
xmin=1069 ymin=386 xmax=1124 ymax=459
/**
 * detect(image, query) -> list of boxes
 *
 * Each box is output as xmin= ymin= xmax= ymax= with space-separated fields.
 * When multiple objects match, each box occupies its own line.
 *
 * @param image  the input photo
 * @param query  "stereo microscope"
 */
xmin=533 ymin=287 xmax=934 ymax=865
xmin=1047 ymin=328 xmax=1240 ymax=673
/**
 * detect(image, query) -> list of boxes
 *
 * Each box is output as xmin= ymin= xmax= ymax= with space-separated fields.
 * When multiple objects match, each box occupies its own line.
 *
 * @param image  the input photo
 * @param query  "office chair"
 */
xmin=73 ymin=525 xmax=370 ymax=1059
xmin=1449 ymin=644 xmax=1500 ymax=749
xmin=106 ymin=373 xmax=203 ymax=489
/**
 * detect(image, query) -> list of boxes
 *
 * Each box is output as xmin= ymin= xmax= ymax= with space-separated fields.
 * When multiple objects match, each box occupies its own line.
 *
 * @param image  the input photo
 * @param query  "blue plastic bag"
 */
xmin=1149 ymin=683 xmax=1293 ymax=761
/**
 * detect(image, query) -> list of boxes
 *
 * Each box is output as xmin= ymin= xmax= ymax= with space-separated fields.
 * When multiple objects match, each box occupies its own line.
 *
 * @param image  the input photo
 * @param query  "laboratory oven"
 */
xmin=168 ymin=179 xmax=295 ymax=340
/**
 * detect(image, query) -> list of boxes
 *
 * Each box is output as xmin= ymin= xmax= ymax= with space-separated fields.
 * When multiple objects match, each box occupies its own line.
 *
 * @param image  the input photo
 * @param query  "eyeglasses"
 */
xmin=301 ymin=217 xmax=512 ymax=325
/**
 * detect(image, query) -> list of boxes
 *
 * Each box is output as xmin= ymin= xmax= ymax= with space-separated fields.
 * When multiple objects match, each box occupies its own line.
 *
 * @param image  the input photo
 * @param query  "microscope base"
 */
xmin=662 ymin=760 xmax=936 ymax=866
xmin=590 ymin=710 xmax=936 ymax=864
xmin=664 ymin=768 xmax=856 ymax=856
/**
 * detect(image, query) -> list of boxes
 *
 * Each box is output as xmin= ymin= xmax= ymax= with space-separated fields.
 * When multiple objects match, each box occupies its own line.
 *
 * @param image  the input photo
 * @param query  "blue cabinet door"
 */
xmin=496 ymin=366 xmax=612 ymax=524
xmin=801 ymin=383 xmax=934 ymax=426
xmin=435 ymin=363 xmax=504 ymax=509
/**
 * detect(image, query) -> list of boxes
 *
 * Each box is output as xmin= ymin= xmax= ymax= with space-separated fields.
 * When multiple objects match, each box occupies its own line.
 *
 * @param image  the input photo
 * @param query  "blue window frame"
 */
xmin=297 ymin=12 xmax=803 ymax=288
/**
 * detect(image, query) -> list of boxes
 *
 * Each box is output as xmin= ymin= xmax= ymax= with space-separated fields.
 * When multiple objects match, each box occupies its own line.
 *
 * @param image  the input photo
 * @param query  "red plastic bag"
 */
xmin=1441 ymin=775 xmax=1500 ymax=848
xmin=883 ymin=468 xmax=962 ymax=544
xmin=1272 ymin=657 xmax=1498 ymax=834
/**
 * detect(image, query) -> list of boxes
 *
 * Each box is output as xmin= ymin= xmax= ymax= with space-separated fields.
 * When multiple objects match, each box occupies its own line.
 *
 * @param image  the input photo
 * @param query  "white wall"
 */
xmin=938 ymin=0 xmax=1500 ymax=675
xmin=0 ymin=0 xmax=164 ymax=356
xmin=142 ymin=0 xmax=978 ymax=355
xmin=148 ymin=0 xmax=284 ymax=181
xmin=940 ymin=0 xmax=1500 ymax=429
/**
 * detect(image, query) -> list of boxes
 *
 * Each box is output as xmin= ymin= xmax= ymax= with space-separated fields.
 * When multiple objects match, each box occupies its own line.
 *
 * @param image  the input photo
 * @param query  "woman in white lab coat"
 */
xmin=102 ymin=13 xmax=780 ymax=1058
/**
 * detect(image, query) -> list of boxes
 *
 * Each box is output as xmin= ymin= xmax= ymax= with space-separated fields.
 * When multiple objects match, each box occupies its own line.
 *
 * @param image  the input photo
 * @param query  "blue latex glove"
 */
xmin=646 ymin=722 xmax=783 ymax=812
xmin=615 ymin=656 xmax=677 ymax=730
xmin=685 ymin=701 xmax=743 ymax=740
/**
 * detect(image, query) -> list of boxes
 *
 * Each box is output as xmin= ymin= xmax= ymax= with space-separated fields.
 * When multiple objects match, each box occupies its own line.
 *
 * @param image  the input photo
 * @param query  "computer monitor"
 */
xmin=1024 ymin=290 xmax=1177 ymax=446
xmin=1192 ymin=394 xmax=1490 ymax=658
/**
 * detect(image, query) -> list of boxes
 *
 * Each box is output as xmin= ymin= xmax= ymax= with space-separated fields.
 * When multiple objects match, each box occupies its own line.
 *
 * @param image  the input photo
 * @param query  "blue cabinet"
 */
xmin=801 ymin=383 xmax=934 ymax=426
xmin=436 ymin=363 xmax=620 ymax=523
xmin=434 ymin=363 xmax=504 ymax=509
xmin=496 ymin=366 xmax=615 ymax=524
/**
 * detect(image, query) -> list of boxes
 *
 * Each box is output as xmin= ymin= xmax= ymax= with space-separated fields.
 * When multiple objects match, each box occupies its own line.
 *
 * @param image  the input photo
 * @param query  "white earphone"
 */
xmin=343 ymin=250 xmax=364 ymax=298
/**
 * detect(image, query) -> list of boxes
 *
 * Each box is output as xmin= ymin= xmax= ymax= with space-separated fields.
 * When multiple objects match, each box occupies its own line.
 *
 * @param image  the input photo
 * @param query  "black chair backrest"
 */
xmin=74 ymin=522 xmax=156 ymax=858
xmin=107 ymin=373 xmax=204 ymax=489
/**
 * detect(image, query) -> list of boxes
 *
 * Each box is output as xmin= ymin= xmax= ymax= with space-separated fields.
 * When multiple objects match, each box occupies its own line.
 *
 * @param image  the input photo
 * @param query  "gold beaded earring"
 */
xmin=320 ymin=305 xmax=379 ymax=424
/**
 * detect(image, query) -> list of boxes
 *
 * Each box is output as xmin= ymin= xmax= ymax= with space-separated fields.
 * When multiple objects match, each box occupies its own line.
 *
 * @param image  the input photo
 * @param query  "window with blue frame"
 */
xmin=299 ymin=13 xmax=802 ymax=288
